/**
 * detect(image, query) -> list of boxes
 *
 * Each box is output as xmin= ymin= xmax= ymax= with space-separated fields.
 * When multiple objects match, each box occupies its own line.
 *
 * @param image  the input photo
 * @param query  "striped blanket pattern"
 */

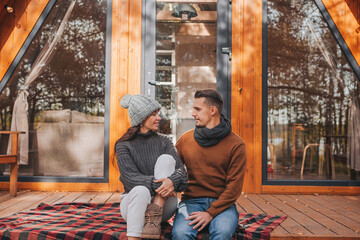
xmin=0 ymin=202 xmax=286 ymax=240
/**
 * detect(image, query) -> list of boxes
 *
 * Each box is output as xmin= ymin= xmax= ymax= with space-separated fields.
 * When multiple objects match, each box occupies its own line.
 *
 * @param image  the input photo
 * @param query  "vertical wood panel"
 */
xmin=242 ymin=0 xmax=256 ymax=193
xmin=231 ymin=0 xmax=242 ymax=136
xmin=254 ymin=0 xmax=263 ymax=193
xmin=0 ymin=0 xmax=48 ymax=82
xmin=232 ymin=0 xmax=263 ymax=193
xmin=321 ymin=0 xmax=360 ymax=67
xmin=108 ymin=0 xmax=128 ymax=192
xmin=0 ymin=11 xmax=15 ymax=78
xmin=108 ymin=0 xmax=142 ymax=191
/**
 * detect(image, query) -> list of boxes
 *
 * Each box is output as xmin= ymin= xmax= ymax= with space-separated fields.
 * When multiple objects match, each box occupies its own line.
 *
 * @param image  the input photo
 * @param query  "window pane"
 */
xmin=155 ymin=1 xmax=218 ymax=142
xmin=0 ymin=0 xmax=107 ymax=177
xmin=267 ymin=0 xmax=360 ymax=180
xmin=267 ymin=0 xmax=360 ymax=181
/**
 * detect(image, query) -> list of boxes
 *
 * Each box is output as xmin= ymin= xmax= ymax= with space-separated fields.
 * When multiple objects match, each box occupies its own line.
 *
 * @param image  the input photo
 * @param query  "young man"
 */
xmin=172 ymin=89 xmax=247 ymax=240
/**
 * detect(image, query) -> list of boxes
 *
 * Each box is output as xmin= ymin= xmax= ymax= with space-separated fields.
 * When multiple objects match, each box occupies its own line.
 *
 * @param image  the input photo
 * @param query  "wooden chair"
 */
xmin=300 ymin=143 xmax=335 ymax=180
xmin=0 ymin=131 xmax=25 ymax=197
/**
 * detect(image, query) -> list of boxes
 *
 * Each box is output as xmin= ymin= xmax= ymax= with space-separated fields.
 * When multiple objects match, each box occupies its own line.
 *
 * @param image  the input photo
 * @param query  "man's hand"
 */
xmin=154 ymin=178 xmax=175 ymax=198
xmin=186 ymin=211 xmax=213 ymax=231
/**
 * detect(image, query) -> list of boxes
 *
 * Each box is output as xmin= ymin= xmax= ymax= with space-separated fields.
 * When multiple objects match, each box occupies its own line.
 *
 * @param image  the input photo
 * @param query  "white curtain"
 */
xmin=7 ymin=0 xmax=76 ymax=165
xmin=347 ymin=99 xmax=360 ymax=171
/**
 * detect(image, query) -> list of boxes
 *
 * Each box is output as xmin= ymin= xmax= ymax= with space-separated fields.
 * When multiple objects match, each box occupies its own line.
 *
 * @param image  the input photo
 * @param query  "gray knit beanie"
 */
xmin=120 ymin=94 xmax=161 ymax=126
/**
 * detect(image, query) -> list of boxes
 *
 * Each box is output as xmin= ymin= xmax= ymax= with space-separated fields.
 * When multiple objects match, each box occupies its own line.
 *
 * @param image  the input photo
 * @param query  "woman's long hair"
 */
xmin=113 ymin=126 xmax=140 ymax=166
xmin=117 ymin=126 xmax=140 ymax=142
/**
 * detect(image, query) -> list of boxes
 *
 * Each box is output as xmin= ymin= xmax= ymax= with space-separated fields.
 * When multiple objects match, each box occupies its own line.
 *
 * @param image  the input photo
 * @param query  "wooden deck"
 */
xmin=0 ymin=191 xmax=359 ymax=239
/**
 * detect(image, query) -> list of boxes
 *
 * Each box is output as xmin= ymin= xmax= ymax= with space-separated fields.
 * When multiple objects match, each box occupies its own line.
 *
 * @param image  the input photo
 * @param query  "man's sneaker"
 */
xmin=141 ymin=203 xmax=163 ymax=239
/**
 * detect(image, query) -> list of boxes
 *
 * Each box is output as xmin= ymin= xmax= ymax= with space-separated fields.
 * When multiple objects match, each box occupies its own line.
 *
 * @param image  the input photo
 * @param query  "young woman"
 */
xmin=115 ymin=94 xmax=187 ymax=240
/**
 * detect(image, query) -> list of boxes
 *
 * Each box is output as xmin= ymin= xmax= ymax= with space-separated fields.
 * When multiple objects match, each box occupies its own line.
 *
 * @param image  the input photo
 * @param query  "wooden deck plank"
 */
xmin=237 ymin=194 xmax=265 ymax=213
xmin=258 ymin=194 xmax=313 ymax=236
xmin=289 ymin=195 xmax=360 ymax=236
xmin=262 ymin=195 xmax=317 ymax=236
xmin=89 ymin=192 xmax=113 ymax=203
xmin=274 ymin=195 xmax=336 ymax=236
xmin=106 ymin=192 xmax=122 ymax=203
xmin=73 ymin=192 xmax=99 ymax=203
xmin=245 ymin=194 xmax=288 ymax=234
xmin=0 ymin=192 xmax=51 ymax=218
xmin=0 ymin=191 xmax=38 ymax=211
xmin=320 ymin=195 xmax=360 ymax=215
xmin=0 ymin=190 xmax=27 ymax=204
xmin=332 ymin=195 xmax=360 ymax=206
xmin=237 ymin=194 xmax=289 ymax=234
xmin=24 ymin=192 xmax=67 ymax=211
xmin=271 ymin=235 xmax=360 ymax=239
xmin=52 ymin=192 xmax=85 ymax=204
xmin=281 ymin=195 xmax=359 ymax=237
xmin=301 ymin=195 xmax=360 ymax=224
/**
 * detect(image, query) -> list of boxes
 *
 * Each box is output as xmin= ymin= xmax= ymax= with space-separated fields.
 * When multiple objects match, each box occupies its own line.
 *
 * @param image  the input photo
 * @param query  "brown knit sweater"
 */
xmin=176 ymin=129 xmax=247 ymax=217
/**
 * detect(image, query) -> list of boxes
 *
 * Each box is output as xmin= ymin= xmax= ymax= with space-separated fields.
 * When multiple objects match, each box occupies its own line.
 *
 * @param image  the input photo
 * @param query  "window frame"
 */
xmin=262 ymin=0 xmax=360 ymax=186
xmin=0 ymin=0 xmax=112 ymax=183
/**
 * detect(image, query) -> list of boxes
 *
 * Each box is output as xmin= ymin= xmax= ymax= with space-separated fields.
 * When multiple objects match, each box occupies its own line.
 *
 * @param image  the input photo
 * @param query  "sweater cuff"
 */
xmin=206 ymin=207 xmax=220 ymax=218
xmin=168 ymin=174 xmax=182 ymax=191
xmin=151 ymin=180 xmax=162 ymax=192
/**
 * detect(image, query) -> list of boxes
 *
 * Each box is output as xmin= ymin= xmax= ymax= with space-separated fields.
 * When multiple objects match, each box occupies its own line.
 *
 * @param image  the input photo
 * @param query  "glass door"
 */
xmin=142 ymin=0 xmax=231 ymax=142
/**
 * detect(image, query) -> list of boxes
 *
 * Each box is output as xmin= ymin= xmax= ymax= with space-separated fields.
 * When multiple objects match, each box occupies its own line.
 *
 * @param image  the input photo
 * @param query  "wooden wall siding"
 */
xmin=232 ymin=0 xmax=263 ymax=193
xmin=321 ymin=0 xmax=360 ymax=67
xmin=108 ymin=0 xmax=142 ymax=191
xmin=0 ymin=0 xmax=49 ymax=83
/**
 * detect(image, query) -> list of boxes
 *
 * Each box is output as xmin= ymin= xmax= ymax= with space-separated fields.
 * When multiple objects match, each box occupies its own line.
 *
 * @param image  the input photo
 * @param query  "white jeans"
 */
xmin=120 ymin=154 xmax=178 ymax=237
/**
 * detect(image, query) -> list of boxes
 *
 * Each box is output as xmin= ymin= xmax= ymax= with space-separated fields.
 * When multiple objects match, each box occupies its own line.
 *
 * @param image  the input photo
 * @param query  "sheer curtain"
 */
xmin=7 ymin=0 xmax=76 ymax=165
xmin=347 ymin=98 xmax=360 ymax=171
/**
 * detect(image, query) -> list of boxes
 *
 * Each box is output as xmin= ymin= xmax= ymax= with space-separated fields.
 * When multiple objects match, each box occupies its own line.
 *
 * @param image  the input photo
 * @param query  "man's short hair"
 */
xmin=194 ymin=89 xmax=224 ymax=113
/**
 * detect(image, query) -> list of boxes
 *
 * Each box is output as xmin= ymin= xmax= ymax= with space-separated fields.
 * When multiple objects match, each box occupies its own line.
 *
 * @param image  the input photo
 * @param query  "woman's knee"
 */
xmin=157 ymin=154 xmax=175 ymax=167
xmin=154 ymin=154 xmax=176 ymax=179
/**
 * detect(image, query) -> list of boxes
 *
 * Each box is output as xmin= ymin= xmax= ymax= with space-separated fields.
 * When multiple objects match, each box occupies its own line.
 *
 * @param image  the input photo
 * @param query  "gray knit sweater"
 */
xmin=116 ymin=131 xmax=187 ymax=195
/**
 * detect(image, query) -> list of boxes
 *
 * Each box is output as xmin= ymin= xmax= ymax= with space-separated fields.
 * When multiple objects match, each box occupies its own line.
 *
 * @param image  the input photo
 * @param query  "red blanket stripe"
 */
xmin=0 ymin=202 xmax=286 ymax=240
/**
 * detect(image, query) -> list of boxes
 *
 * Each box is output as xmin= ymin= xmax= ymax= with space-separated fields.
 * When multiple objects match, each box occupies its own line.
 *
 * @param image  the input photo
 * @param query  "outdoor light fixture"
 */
xmin=172 ymin=4 xmax=197 ymax=20
xmin=4 ymin=5 xmax=13 ymax=13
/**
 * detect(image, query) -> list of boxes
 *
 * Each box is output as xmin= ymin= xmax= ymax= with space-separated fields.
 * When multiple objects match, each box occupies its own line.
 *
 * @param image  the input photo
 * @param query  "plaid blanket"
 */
xmin=0 ymin=202 xmax=286 ymax=240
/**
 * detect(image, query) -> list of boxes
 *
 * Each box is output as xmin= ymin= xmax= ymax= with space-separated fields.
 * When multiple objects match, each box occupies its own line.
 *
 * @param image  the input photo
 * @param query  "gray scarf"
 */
xmin=194 ymin=114 xmax=232 ymax=147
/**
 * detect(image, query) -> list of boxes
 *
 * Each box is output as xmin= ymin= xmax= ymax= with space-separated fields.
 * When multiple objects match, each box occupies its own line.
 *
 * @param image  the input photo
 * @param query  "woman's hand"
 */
xmin=154 ymin=178 xmax=175 ymax=198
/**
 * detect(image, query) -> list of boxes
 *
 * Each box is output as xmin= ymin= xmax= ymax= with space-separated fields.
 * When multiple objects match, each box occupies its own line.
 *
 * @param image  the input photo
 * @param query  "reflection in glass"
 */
xmin=267 ymin=0 xmax=360 ymax=181
xmin=0 ymin=0 xmax=107 ymax=177
xmin=155 ymin=1 xmax=217 ymax=142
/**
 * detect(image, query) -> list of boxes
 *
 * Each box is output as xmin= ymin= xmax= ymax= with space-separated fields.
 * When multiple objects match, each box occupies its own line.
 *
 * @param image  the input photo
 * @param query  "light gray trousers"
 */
xmin=120 ymin=154 xmax=178 ymax=237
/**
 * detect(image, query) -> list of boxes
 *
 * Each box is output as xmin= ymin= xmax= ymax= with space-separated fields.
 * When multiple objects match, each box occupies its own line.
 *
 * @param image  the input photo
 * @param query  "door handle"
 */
xmin=148 ymin=81 xmax=159 ymax=86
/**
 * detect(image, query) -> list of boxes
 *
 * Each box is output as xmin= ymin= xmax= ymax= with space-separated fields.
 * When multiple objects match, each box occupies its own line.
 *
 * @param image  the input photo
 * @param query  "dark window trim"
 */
xmin=216 ymin=0 xmax=232 ymax=119
xmin=262 ymin=0 xmax=360 ymax=186
xmin=141 ymin=0 xmax=156 ymax=99
xmin=0 ymin=0 xmax=111 ymax=184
